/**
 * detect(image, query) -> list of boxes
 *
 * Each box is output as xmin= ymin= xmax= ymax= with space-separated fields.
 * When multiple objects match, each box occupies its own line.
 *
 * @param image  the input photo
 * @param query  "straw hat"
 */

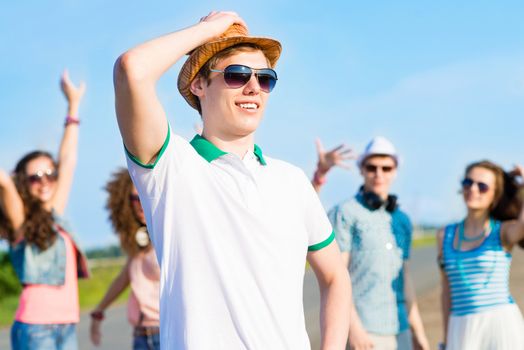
xmin=177 ymin=23 xmax=282 ymax=110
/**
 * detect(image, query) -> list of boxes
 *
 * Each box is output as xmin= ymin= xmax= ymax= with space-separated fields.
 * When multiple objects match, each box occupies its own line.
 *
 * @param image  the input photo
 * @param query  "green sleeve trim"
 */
xmin=125 ymin=125 xmax=171 ymax=169
xmin=308 ymin=230 xmax=335 ymax=251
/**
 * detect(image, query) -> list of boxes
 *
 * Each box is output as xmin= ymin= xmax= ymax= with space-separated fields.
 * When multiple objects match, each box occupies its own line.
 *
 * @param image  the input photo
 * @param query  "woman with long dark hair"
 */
xmin=0 ymin=71 xmax=88 ymax=350
xmin=437 ymin=160 xmax=524 ymax=349
xmin=89 ymin=169 xmax=160 ymax=350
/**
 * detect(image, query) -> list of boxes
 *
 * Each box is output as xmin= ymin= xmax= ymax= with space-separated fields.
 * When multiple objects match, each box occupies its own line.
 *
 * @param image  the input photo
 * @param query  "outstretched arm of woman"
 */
xmin=90 ymin=258 xmax=131 ymax=346
xmin=49 ymin=70 xmax=86 ymax=215
xmin=0 ymin=170 xmax=25 ymax=242
xmin=311 ymin=138 xmax=355 ymax=193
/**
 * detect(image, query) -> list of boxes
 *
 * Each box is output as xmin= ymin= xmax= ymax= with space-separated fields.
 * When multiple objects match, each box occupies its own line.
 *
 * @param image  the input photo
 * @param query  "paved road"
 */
xmin=0 ymin=246 xmax=437 ymax=349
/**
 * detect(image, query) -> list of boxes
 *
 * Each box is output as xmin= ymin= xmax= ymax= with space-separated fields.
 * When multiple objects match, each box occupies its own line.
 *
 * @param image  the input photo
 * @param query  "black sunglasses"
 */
xmin=461 ymin=178 xmax=490 ymax=193
xmin=364 ymin=164 xmax=394 ymax=173
xmin=210 ymin=64 xmax=278 ymax=93
xmin=27 ymin=169 xmax=58 ymax=185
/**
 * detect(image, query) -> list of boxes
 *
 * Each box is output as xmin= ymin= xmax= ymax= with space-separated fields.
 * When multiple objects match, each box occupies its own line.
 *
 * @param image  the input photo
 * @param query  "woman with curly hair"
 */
xmin=437 ymin=161 xmax=524 ymax=350
xmin=89 ymin=168 xmax=160 ymax=350
xmin=0 ymin=71 xmax=88 ymax=350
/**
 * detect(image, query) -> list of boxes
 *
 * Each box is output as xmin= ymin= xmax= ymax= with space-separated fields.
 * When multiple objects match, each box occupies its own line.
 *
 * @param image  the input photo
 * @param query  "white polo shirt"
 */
xmin=126 ymin=128 xmax=334 ymax=350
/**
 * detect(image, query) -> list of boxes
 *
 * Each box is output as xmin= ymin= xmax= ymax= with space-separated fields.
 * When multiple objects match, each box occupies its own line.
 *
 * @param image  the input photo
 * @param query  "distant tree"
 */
xmin=0 ymin=251 xmax=21 ymax=299
xmin=85 ymin=244 xmax=123 ymax=259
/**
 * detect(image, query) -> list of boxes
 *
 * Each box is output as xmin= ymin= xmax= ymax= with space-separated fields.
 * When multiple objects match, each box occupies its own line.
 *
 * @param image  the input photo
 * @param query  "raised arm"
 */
xmin=0 ymin=170 xmax=25 ymax=242
xmin=114 ymin=11 xmax=246 ymax=164
xmin=311 ymin=138 xmax=354 ymax=193
xmin=307 ymin=242 xmax=351 ymax=350
xmin=49 ymin=70 xmax=86 ymax=215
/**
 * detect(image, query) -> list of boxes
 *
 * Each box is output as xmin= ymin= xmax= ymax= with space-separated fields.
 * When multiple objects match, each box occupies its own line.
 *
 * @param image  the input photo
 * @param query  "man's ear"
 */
xmin=190 ymin=76 xmax=205 ymax=97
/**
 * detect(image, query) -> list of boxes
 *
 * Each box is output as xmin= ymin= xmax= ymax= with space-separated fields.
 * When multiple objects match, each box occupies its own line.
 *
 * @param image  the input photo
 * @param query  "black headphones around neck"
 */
xmin=359 ymin=186 xmax=398 ymax=213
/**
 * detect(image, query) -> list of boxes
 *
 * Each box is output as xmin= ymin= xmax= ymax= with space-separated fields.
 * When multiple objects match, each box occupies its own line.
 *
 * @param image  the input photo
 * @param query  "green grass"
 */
xmin=0 ymin=260 xmax=129 ymax=329
xmin=78 ymin=263 xmax=129 ymax=309
xmin=0 ymin=296 xmax=19 ymax=327
xmin=412 ymin=234 xmax=437 ymax=248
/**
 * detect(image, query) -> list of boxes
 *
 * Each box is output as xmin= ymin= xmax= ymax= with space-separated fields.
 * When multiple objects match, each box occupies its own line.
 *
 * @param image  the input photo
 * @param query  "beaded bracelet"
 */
xmin=90 ymin=310 xmax=104 ymax=321
xmin=312 ymin=169 xmax=327 ymax=186
xmin=64 ymin=115 xmax=80 ymax=126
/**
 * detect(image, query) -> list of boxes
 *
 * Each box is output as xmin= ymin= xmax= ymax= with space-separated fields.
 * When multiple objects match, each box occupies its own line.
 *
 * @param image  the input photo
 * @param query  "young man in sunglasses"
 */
xmin=313 ymin=137 xmax=429 ymax=350
xmin=114 ymin=11 xmax=351 ymax=350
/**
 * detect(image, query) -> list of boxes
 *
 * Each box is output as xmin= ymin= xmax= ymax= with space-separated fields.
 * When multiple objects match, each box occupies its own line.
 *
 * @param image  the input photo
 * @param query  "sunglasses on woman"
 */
xmin=27 ymin=169 xmax=58 ymax=185
xmin=210 ymin=64 xmax=278 ymax=93
xmin=461 ymin=178 xmax=490 ymax=193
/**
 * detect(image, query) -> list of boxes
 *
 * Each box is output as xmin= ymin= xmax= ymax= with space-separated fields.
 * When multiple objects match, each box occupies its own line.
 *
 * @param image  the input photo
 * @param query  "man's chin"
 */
xmin=370 ymin=185 xmax=386 ymax=192
xmin=370 ymin=187 xmax=390 ymax=197
xmin=233 ymin=124 xmax=260 ymax=137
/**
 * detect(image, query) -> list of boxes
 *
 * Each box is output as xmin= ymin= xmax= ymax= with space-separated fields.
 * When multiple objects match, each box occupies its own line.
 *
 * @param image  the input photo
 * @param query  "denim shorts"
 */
xmin=133 ymin=332 xmax=160 ymax=350
xmin=11 ymin=321 xmax=77 ymax=350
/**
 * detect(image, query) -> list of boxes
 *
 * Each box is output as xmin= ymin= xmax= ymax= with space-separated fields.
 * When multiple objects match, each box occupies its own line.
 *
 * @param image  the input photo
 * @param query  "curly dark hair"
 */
xmin=465 ymin=160 xmax=523 ymax=221
xmin=4 ymin=150 xmax=58 ymax=250
xmin=105 ymin=168 xmax=148 ymax=257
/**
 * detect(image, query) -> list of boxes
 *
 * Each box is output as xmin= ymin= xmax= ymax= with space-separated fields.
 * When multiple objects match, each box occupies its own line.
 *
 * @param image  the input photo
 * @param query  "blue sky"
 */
xmin=1 ymin=1 xmax=523 ymax=248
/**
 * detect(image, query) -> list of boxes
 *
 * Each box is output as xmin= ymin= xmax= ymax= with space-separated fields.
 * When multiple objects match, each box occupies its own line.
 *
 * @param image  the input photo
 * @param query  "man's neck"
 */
xmin=201 ymin=130 xmax=256 ymax=159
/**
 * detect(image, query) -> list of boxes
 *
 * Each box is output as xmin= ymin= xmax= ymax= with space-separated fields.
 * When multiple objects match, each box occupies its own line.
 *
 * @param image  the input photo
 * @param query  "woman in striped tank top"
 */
xmin=437 ymin=160 xmax=524 ymax=350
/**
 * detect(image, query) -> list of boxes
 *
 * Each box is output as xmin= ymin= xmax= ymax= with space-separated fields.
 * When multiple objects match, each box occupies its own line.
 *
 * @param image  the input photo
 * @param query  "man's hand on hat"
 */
xmin=315 ymin=138 xmax=355 ymax=176
xmin=198 ymin=11 xmax=248 ymax=37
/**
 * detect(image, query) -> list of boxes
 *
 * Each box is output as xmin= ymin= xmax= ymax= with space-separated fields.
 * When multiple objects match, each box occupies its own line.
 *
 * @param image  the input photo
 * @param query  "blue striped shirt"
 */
xmin=442 ymin=220 xmax=514 ymax=316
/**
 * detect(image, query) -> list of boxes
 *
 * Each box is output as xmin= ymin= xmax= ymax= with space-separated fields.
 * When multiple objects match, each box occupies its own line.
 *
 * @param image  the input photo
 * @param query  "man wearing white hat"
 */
xmin=113 ymin=10 xmax=351 ymax=350
xmin=313 ymin=137 xmax=429 ymax=350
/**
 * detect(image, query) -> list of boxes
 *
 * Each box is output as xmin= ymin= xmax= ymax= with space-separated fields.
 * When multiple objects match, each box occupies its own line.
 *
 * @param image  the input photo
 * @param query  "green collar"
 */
xmin=190 ymin=135 xmax=267 ymax=165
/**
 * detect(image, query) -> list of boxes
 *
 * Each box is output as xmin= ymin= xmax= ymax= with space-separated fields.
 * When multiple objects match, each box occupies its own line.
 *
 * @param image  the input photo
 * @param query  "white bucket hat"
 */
xmin=357 ymin=136 xmax=399 ymax=167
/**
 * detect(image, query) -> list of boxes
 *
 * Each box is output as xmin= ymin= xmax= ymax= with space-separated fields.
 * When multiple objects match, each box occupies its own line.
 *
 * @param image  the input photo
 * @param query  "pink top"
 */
xmin=127 ymin=248 xmax=160 ymax=327
xmin=15 ymin=230 xmax=79 ymax=324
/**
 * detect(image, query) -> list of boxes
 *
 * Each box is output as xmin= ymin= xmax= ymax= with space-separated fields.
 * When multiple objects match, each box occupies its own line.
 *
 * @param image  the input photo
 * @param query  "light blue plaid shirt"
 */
xmin=329 ymin=193 xmax=412 ymax=335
